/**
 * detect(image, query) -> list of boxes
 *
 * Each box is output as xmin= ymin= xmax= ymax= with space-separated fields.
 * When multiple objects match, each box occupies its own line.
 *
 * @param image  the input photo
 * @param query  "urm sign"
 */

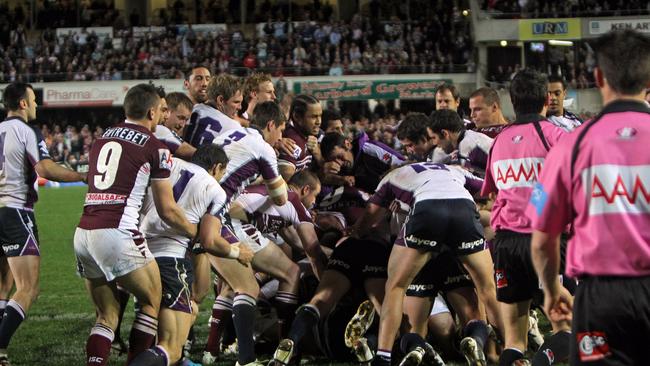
xmin=532 ymin=22 xmax=568 ymax=35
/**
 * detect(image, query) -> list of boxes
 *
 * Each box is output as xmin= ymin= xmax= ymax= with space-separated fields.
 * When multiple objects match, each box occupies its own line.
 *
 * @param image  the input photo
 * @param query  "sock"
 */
xmin=114 ymin=287 xmax=130 ymax=342
xmin=0 ymin=300 xmax=26 ymax=349
xmin=274 ymin=291 xmax=299 ymax=338
xmin=205 ymin=296 xmax=233 ymax=356
xmin=127 ymin=312 xmax=158 ymax=363
xmin=232 ymin=293 xmax=257 ymax=365
xmin=532 ymin=331 xmax=571 ymax=366
xmin=399 ymin=332 xmax=427 ymax=353
xmin=86 ymin=323 xmax=114 ymax=366
xmin=287 ymin=304 xmax=320 ymax=344
xmin=463 ymin=319 xmax=489 ymax=349
xmin=260 ymin=279 xmax=279 ymax=301
xmin=374 ymin=349 xmax=392 ymax=365
xmin=499 ymin=348 xmax=525 ymax=366
xmin=128 ymin=345 xmax=169 ymax=366
xmin=0 ymin=300 xmax=7 ymax=319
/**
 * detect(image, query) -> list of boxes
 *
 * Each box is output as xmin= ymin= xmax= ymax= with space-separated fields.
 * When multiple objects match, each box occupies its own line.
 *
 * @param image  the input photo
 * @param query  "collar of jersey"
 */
xmin=600 ymin=99 xmax=650 ymax=115
xmin=4 ymin=115 xmax=27 ymax=124
xmin=513 ymin=113 xmax=546 ymax=125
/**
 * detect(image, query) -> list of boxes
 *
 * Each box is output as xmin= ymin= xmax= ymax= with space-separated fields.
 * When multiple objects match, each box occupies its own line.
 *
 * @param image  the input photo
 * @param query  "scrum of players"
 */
xmin=1 ymin=29 xmax=649 ymax=366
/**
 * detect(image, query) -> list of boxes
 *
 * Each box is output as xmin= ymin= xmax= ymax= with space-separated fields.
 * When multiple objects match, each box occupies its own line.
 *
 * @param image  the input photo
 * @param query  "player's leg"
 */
xmin=375 ymin=245 xmax=430 ymax=366
xmin=209 ymin=254 xmax=260 ymax=365
xmin=427 ymin=295 xmax=458 ymax=358
xmin=84 ymin=277 xmax=121 ymax=366
xmin=0 ymin=256 xmax=14 ymax=317
xmin=203 ymin=282 xmax=234 ymax=364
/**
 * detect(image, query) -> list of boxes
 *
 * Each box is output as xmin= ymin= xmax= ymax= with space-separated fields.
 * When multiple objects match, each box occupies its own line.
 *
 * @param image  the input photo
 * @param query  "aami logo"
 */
xmin=577 ymin=331 xmax=611 ymax=362
xmin=493 ymin=157 xmax=545 ymax=190
xmin=533 ymin=21 xmax=568 ymax=35
xmin=583 ymin=164 xmax=650 ymax=215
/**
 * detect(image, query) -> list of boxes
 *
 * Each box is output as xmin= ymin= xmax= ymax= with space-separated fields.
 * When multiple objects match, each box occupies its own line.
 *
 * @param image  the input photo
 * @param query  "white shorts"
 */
xmin=74 ymin=227 xmax=154 ymax=281
xmin=231 ymin=219 xmax=270 ymax=254
xmin=429 ymin=293 xmax=451 ymax=316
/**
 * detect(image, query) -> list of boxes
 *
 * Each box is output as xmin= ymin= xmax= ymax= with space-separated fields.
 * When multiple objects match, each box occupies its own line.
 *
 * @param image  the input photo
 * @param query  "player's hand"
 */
xmin=236 ymin=243 xmax=255 ymax=266
xmin=306 ymin=135 xmax=320 ymax=153
xmin=343 ymin=176 xmax=355 ymax=187
xmin=323 ymin=161 xmax=341 ymax=175
xmin=275 ymin=138 xmax=297 ymax=156
xmin=80 ymin=172 xmax=88 ymax=184
xmin=543 ymin=284 xmax=573 ymax=324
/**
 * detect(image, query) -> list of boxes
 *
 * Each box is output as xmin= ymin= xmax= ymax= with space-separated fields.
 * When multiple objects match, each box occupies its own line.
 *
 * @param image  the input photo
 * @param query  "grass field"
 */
xmin=10 ymin=186 xmax=556 ymax=366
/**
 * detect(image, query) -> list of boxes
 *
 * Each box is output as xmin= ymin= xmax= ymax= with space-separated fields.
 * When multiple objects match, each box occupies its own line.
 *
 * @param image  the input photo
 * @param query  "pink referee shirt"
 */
xmin=528 ymin=101 xmax=650 ymax=277
xmin=482 ymin=115 xmax=565 ymax=233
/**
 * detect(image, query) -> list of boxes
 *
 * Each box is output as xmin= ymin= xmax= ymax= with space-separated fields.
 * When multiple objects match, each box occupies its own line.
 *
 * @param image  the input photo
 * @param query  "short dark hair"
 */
xmin=289 ymin=169 xmax=320 ymax=190
xmin=397 ymin=113 xmax=429 ymax=143
xmin=321 ymin=109 xmax=341 ymax=131
xmin=123 ymin=84 xmax=161 ymax=120
xmin=185 ymin=66 xmax=210 ymax=81
xmin=428 ymin=109 xmax=464 ymax=135
xmin=509 ymin=69 xmax=548 ymax=116
xmin=251 ymin=101 xmax=285 ymax=129
xmin=165 ymin=92 xmax=193 ymax=111
xmin=548 ymin=74 xmax=567 ymax=90
xmin=469 ymin=87 xmax=501 ymax=108
xmin=290 ymin=94 xmax=319 ymax=124
xmin=435 ymin=84 xmax=460 ymax=101
xmin=191 ymin=144 xmax=229 ymax=170
xmin=592 ymin=29 xmax=650 ymax=95
xmin=320 ymin=132 xmax=347 ymax=160
xmin=2 ymin=82 xmax=33 ymax=111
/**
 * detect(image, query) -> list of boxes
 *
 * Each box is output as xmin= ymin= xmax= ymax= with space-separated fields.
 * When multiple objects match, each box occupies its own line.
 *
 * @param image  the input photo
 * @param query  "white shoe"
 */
xmin=202 ymin=351 xmax=218 ymax=365
xmin=398 ymin=346 xmax=425 ymax=366
xmin=460 ymin=337 xmax=486 ymax=366
xmin=236 ymin=360 xmax=266 ymax=366
xmin=344 ymin=300 xmax=375 ymax=348
xmin=528 ymin=309 xmax=545 ymax=351
xmin=269 ymin=338 xmax=294 ymax=365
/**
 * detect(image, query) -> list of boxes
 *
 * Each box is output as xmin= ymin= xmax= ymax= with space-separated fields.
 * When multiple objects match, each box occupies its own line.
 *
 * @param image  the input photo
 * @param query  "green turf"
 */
xmin=8 ymin=186 xmax=558 ymax=365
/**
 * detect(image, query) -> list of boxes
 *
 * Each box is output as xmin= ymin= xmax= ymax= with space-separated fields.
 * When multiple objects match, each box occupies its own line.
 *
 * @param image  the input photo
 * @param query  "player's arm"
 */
xmin=351 ymin=202 xmax=388 ymax=238
xmin=35 ymin=159 xmax=86 ymax=182
xmin=150 ymin=179 xmax=197 ymax=238
xmin=173 ymin=142 xmax=197 ymax=161
xmin=279 ymin=163 xmax=297 ymax=183
xmin=296 ymin=222 xmax=328 ymax=280
xmin=199 ymin=213 xmax=253 ymax=265
xmin=228 ymin=202 xmax=249 ymax=222
xmin=264 ymin=176 xmax=288 ymax=206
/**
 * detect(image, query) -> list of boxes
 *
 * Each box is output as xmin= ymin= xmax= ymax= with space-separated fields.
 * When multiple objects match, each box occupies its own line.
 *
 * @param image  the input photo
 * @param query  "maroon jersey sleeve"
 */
xmin=149 ymin=138 xmax=172 ymax=180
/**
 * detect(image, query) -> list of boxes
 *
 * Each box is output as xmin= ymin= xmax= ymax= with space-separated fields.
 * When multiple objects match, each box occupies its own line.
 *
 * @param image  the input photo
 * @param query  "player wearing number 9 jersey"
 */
xmin=74 ymin=84 xmax=197 ymax=366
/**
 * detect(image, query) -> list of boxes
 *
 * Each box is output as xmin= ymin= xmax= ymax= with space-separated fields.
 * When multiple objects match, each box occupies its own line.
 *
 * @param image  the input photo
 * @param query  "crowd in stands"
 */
xmin=0 ymin=0 xmax=474 ymax=83
xmin=483 ymin=0 xmax=650 ymax=18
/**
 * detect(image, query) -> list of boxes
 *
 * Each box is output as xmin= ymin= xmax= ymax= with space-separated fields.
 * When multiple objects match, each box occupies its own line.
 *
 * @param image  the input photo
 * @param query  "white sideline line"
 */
xmin=30 ymin=313 xmax=95 ymax=321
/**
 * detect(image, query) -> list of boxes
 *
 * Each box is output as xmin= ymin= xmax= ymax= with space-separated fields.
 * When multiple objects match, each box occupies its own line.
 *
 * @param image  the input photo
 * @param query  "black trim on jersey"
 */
xmin=568 ymin=100 xmax=650 ymax=236
xmin=2 ymin=116 xmax=27 ymax=124
xmin=485 ymin=113 xmax=550 ymax=169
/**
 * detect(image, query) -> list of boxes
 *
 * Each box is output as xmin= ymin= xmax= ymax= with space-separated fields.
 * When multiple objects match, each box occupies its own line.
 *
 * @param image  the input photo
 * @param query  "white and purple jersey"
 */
xmin=457 ymin=129 xmax=493 ymax=175
xmin=214 ymin=127 xmax=281 ymax=203
xmin=528 ymin=101 xmax=650 ymax=277
xmin=547 ymin=110 xmax=582 ymax=132
xmin=369 ymin=162 xmax=483 ymax=210
xmin=235 ymin=184 xmax=313 ymax=233
xmin=0 ymin=116 xmax=51 ymax=210
xmin=184 ymin=103 xmax=241 ymax=147
xmin=141 ymin=158 xmax=228 ymax=258
xmin=154 ymin=124 xmax=183 ymax=154
xmin=353 ymin=132 xmax=406 ymax=193
xmin=482 ymin=115 xmax=565 ymax=233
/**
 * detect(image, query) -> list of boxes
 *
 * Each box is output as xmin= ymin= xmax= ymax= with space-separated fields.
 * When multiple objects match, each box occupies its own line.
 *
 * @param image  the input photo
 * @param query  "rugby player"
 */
xmin=184 ymin=66 xmax=211 ymax=106
xmin=278 ymin=95 xmax=323 ymax=181
xmin=546 ymin=75 xmax=583 ymax=132
xmin=468 ymin=87 xmax=509 ymax=138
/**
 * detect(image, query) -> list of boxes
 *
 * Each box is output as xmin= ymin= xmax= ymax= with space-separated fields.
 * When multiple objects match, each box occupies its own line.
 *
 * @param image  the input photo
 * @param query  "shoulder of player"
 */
xmin=282 ymin=124 xmax=307 ymax=144
xmin=361 ymin=139 xmax=404 ymax=161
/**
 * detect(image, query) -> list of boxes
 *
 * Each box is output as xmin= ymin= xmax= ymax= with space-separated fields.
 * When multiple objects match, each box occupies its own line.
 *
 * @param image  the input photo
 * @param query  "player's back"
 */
xmin=0 ymin=117 xmax=50 ymax=209
xmin=141 ymin=158 xmax=227 ymax=257
xmin=215 ymin=128 xmax=280 ymax=202
xmin=184 ymin=103 xmax=241 ymax=147
xmin=353 ymin=132 xmax=405 ymax=193
xmin=79 ymin=122 xmax=172 ymax=231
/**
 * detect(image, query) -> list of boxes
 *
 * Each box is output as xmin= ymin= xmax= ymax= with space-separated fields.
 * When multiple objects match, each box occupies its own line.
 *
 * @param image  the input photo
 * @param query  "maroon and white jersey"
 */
xmin=278 ymin=123 xmax=312 ymax=173
xmin=235 ymin=184 xmax=313 ymax=234
xmin=528 ymin=101 xmax=650 ymax=277
xmin=214 ymin=127 xmax=281 ymax=203
xmin=78 ymin=122 xmax=172 ymax=232
xmin=475 ymin=124 xmax=508 ymax=139
xmin=0 ymin=116 xmax=51 ymax=210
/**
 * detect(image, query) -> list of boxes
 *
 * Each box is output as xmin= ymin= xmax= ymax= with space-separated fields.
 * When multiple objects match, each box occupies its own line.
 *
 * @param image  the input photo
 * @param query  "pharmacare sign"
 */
xmin=589 ymin=19 xmax=650 ymax=35
xmin=42 ymin=80 xmax=186 ymax=107
xmin=519 ymin=18 xmax=581 ymax=40
xmin=293 ymin=79 xmax=451 ymax=101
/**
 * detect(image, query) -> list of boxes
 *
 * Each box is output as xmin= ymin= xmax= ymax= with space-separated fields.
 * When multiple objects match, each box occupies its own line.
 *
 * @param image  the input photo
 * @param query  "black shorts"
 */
xmin=0 ymin=207 xmax=40 ymax=257
xmin=493 ymin=231 xmax=574 ymax=304
xmin=396 ymin=199 xmax=485 ymax=258
xmin=326 ymin=238 xmax=389 ymax=285
xmin=157 ymin=257 xmax=194 ymax=314
xmin=406 ymin=250 xmax=473 ymax=298
xmin=571 ymin=276 xmax=650 ymax=365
